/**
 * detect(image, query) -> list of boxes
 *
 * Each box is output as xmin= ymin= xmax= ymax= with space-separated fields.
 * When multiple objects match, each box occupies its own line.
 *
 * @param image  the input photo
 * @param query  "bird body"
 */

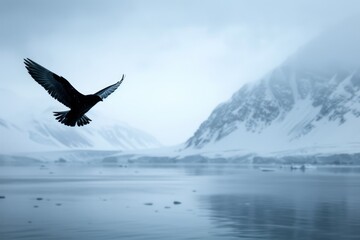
xmin=24 ymin=58 xmax=124 ymax=126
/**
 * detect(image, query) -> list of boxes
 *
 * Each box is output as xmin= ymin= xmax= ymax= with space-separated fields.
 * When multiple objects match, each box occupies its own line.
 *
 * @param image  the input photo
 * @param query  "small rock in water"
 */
xmin=173 ymin=201 xmax=181 ymax=205
xmin=164 ymin=206 xmax=171 ymax=209
xmin=261 ymin=169 xmax=275 ymax=172
xmin=192 ymin=190 xmax=197 ymax=193
xmin=33 ymin=205 xmax=39 ymax=208
xmin=0 ymin=196 xmax=5 ymax=199
xmin=144 ymin=202 xmax=153 ymax=206
xmin=56 ymin=158 xmax=67 ymax=163
xmin=56 ymin=203 xmax=62 ymax=206
xmin=28 ymin=221 xmax=32 ymax=224
xmin=36 ymin=197 xmax=43 ymax=201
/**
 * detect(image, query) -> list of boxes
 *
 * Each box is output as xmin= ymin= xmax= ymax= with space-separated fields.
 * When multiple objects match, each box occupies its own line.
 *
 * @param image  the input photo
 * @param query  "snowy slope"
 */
xmin=0 ymin=111 xmax=161 ymax=154
xmin=0 ymin=83 xmax=161 ymax=154
xmin=184 ymin=17 xmax=360 ymax=156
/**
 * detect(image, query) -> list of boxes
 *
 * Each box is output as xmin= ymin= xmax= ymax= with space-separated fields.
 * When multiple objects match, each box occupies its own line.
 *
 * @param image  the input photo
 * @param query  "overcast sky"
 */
xmin=1 ymin=0 xmax=359 ymax=145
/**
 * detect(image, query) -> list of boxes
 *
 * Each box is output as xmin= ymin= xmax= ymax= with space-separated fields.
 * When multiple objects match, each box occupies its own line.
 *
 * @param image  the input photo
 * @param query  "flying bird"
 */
xmin=24 ymin=58 xmax=124 ymax=127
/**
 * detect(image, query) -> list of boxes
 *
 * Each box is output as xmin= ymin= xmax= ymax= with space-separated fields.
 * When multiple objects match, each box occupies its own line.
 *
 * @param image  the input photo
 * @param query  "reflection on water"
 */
xmin=0 ymin=164 xmax=359 ymax=240
xmin=199 ymin=167 xmax=360 ymax=240
xmin=202 ymin=194 xmax=359 ymax=240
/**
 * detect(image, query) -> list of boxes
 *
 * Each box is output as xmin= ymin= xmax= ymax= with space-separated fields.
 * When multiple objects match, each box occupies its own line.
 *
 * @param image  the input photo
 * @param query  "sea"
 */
xmin=0 ymin=163 xmax=359 ymax=240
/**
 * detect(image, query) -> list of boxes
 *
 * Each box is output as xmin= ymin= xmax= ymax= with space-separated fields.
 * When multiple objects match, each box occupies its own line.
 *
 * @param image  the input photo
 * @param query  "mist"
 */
xmin=0 ymin=0 xmax=359 ymax=145
xmin=2 ymin=2 xmax=360 ymax=240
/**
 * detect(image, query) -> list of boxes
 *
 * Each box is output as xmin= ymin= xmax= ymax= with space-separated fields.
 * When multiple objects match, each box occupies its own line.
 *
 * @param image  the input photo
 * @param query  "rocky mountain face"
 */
xmin=185 ymin=18 xmax=360 ymax=154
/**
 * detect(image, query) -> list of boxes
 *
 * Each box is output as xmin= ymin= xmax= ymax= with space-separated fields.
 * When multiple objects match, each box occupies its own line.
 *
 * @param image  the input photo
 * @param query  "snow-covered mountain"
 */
xmin=185 ymin=17 xmax=360 ymax=156
xmin=0 ymin=112 xmax=161 ymax=153
xmin=0 ymin=80 xmax=161 ymax=154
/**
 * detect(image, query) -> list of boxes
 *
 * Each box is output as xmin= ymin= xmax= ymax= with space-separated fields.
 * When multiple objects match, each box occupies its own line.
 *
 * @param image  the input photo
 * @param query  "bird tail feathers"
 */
xmin=53 ymin=111 xmax=70 ymax=125
xmin=77 ymin=115 xmax=92 ymax=126
xmin=53 ymin=111 xmax=92 ymax=127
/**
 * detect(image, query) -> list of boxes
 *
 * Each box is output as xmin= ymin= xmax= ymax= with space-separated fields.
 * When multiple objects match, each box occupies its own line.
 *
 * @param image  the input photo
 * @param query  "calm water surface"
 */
xmin=0 ymin=164 xmax=359 ymax=240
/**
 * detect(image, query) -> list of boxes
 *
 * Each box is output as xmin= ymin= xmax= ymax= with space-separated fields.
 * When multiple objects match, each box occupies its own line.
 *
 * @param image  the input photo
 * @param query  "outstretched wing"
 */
xmin=95 ymin=74 xmax=125 ymax=100
xmin=24 ymin=58 xmax=82 ymax=108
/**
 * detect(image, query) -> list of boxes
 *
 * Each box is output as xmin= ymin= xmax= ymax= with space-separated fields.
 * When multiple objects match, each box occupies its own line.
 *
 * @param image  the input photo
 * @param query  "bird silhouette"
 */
xmin=24 ymin=58 xmax=124 ymax=127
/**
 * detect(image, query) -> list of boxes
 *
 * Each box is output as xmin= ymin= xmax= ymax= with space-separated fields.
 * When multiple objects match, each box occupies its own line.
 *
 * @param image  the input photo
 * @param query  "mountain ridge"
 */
xmin=184 ymin=17 xmax=360 ymax=155
xmin=0 ymin=112 xmax=162 ymax=153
